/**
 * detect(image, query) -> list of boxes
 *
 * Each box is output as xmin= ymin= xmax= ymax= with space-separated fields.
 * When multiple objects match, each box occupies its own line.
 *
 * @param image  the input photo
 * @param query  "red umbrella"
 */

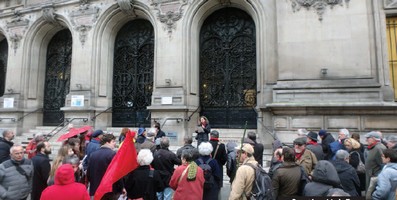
xmin=57 ymin=125 xmax=92 ymax=142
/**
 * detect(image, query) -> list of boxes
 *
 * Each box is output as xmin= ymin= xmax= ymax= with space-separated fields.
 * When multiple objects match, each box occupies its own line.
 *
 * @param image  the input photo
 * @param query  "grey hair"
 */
xmin=2 ymin=129 xmax=12 ymax=138
xmin=335 ymin=150 xmax=349 ymax=161
xmin=10 ymin=144 xmax=23 ymax=153
xmin=183 ymin=136 xmax=193 ymax=144
xmin=198 ymin=142 xmax=213 ymax=156
xmin=137 ymin=149 xmax=153 ymax=166
xmin=160 ymin=137 xmax=170 ymax=148
xmin=339 ymin=128 xmax=350 ymax=138
xmin=62 ymin=155 xmax=80 ymax=165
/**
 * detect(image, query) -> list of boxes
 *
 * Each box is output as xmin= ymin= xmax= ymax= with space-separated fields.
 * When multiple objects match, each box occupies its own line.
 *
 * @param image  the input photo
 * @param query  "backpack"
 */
xmin=198 ymin=158 xmax=216 ymax=189
xmin=245 ymin=163 xmax=275 ymax=200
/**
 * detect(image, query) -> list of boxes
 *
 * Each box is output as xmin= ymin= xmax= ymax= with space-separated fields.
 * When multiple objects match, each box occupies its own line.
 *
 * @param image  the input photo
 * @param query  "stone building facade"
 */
xmin=0 ymin=0 xmax=396 ymax=145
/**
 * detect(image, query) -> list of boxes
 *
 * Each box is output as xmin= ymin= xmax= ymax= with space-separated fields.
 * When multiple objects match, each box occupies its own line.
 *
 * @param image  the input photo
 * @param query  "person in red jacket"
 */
xmin=40 ymin=164 xmax=89 ymax=200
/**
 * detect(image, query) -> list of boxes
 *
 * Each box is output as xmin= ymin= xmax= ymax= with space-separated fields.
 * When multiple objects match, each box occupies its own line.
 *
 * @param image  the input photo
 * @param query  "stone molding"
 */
xmin=42 ymin=6 xmax=59 ymax=25
xmin=151 ymin=0 xmax=189 ymax=35
xmin=117 ymin=0 xmax=136 ymax=17
xmin=385 ymin=0 xmax=397 ymax=9
xmin=6 ymin=10 xmax=29 ymax=52
xmin=290 ymin=0 xmax=350 ymax=21
xmin=69 ymin=1 xmax=100 ymax=45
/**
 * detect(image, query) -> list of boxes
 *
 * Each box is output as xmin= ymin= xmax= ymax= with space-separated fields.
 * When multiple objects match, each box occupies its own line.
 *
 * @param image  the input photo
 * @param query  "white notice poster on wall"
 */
xmin=3 ymin=98 xmax=14 ymax=108
xmin=161 ymin=97 xmax=172 ymax=105
xmin=71 ymin=95 xmax=84 ymax=107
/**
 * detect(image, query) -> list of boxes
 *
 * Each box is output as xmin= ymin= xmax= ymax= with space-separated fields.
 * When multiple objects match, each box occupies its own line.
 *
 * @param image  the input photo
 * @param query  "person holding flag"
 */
xmin=94 ymin=129 xmax=139 ymax=200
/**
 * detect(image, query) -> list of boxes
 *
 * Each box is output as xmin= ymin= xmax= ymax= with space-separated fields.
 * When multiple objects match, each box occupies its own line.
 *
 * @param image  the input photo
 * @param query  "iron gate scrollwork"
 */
xmin=112 ymin=19 xmax=154 ymax=127
xmin=43 ymin=29 xmax=72 ymax=125
xmin=0 ymin=39 xmax=8 ymax=97
xmin=200 ymin=8 xmax=257 ymax=129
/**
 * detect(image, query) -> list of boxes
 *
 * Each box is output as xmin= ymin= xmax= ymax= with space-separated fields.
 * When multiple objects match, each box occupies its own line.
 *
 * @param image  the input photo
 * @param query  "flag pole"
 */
xmin=237 ymin=121 xmax=248 ymax=167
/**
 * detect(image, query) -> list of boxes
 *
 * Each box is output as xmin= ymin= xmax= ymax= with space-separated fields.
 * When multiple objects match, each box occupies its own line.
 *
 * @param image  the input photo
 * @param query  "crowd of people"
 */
xmin=0 ymin=116 xmax=396 ymax=199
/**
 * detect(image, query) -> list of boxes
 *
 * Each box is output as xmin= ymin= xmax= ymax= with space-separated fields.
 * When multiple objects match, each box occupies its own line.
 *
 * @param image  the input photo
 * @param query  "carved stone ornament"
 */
xmin=218 ymin=0 xmax=231 ymax=6
xmin=117 ymin=0 xmax=136 ymax=17
xmin=42 ymin=6 xmax=59 ymax=25
xmin=6 ymin=10 xmax=29 ymax=52
xmin=385 ymin=0 xmax=397 ymax=9
xmin=69 ymin=2 xmax=100 ymax=45
xmin=151 ymin=0 xmax=189 ymax=36
xmin=290 ymin=0 xmax=350 ymax=21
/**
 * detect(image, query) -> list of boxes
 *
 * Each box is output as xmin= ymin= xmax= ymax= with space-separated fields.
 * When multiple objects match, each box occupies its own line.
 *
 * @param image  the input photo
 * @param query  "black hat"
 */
xmin=293 ymin=137 xmax=307 ymax=145
xmin=307 ymin=131 xmax=318 ymax=141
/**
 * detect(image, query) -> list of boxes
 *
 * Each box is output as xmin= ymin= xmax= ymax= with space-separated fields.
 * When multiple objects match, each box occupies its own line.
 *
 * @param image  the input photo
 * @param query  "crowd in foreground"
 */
xmin=0 ymin=116 xmax=395 ymax=200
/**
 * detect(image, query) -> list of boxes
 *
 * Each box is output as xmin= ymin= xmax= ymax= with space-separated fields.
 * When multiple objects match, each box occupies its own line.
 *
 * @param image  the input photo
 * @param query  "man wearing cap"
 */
xmin=306 ymin=131 xmax=324 ymax=161
xmin=83 ymin=129 xmax=104 ymax=171
xmin=364 ymin=131 xmax=387 ymax=190
xmin=229 ymin=143 xmax=257 ymax=200
xmin=136 ymin=128 xmax=146 ymax=144
xmin=293 ymin=137 xmax=318 ymax=175
xmin=318 ymin=129 xmax=335 ymax=160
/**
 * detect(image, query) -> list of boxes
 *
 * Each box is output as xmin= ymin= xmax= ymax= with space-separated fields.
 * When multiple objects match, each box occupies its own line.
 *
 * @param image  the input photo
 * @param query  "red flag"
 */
xmin=94 ymin=130 xmax=139 ymax=200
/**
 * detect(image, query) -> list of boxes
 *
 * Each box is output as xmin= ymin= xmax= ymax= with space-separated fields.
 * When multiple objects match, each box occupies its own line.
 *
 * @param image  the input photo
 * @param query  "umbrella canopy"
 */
xmin=57 ymin=125 xmax=92 ymax=142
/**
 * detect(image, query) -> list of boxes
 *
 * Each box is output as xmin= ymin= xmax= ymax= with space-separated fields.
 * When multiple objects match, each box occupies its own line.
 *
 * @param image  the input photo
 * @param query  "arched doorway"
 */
xmin=199 ymin=8 xmax=257 ymax=128
xmin=112 ymin=19 xmax=154 ymax=127
xmin=0 ymin=39 xmax=8 ymax=97
xmin=43 ymin=29 xmax=72 ymax=126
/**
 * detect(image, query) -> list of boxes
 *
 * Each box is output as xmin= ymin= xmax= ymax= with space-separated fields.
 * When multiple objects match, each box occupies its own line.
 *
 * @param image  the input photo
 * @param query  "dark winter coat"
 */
xmin=306 ymin=143 xmax=324 ymax=161
xmin=210 ymin=139 xmax=227 ymax=187
xmin=125 ymin=165 xmax=165 ymax=200
xmin=195 ymin=155 xmax=221 ymax=200
xmin=31 ymin=153 xmax=51 ymax=200
xmin=152 ymin=147 xmax=181 ymax=187
xmin=332 ymin=159 xmax=360 ymax=196
xmin=320 ymin=133 xmax=335 ymax=160
xmin=0 ymin=138 xmax=13 ymax=164
xmin=155 ymin=130 xmax=166 ymax=140
xmin=272 ymin=162 xmax=301 ymax=199
xmin=83 ymin=139 xmax=101 ymax=170
xmin=252 ymin=141 xmax=264 ymax=166
xmin=303 ymin=160 xmax=342 ymax=196
xmin=195 ymin=124 xmax=210 ymax=146
xmin=349 ymin=149 xmax=366 ymax=191
xmin=87 ymin=146 xmax=122 ymax=196
xmin=0 ymin=158 xmax=33 ymax=200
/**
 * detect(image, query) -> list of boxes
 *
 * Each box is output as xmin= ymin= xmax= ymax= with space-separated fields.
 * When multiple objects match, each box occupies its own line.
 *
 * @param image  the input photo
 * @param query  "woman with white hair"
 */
xmin=194 ymin=142 xmax=222 ymax=200
xmin=125 ymin=149 xmax=164 ymax=200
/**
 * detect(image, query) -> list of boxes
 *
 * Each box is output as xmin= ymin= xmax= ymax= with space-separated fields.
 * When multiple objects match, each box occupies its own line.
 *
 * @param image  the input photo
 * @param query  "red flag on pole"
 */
xmin=94 ymin=130 xmax=139 ymax=200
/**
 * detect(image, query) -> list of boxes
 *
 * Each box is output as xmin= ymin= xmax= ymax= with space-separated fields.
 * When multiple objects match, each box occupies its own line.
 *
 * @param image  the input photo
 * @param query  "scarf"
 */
xmin=295 ymin=149 xmax=305 ymax=160
xmin=307 ymin=141 xmax=318 ymax=146
xmin=367 ymin=141 xmax=378 ymax=150
xmin=187 ymin=161 xmax=198 ymax=181
xmin=210 ymin=138 xmax=219 ymax=142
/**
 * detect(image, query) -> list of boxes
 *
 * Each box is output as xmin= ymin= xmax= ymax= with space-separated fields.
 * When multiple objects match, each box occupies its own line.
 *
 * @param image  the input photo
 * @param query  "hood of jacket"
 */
xmin=55 ymin=164 xmax=75 ymax=185
xmin=332 ymin=160 xmax=352 ymax=173
xmin=226 ymin=142 xmax=237 ymax=153
xmin=385 ymin=162 xmax=397 ymax=171
xmin=312 ymin=160 xmax=341 ymax=187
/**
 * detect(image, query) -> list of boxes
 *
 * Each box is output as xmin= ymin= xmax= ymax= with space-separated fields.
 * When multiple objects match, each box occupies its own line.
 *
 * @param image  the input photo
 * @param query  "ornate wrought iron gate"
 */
xmin=112 ymin=19 xmax=154 ymax=127
xmin=43 ymin=29 xmax=72 ymax=126
xmin=0 ymin=39 xmax=8 ymax=97
xmin=200 ymin=8 xmax=257 ymax=129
